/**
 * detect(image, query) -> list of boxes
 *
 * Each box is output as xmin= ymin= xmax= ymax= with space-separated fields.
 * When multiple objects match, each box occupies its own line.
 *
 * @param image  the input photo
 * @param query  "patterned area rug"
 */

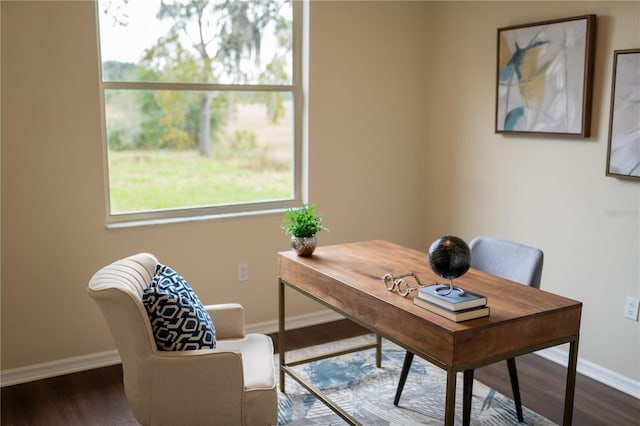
xmin=276 ymin=334 xmax=556 ymax=425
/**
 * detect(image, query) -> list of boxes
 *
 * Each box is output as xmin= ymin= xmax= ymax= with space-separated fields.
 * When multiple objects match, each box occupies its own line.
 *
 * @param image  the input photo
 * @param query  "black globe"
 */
xmin=428 ymin=235 xmax=471 ymax=280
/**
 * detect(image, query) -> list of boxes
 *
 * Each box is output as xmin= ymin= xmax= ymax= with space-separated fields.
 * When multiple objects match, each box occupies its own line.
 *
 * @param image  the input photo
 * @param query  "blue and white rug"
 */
xmin=276 ymin=334 xmax=555 ymax=425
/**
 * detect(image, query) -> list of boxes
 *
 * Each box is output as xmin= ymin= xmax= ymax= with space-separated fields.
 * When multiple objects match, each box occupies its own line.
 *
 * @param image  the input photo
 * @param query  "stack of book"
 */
xmin=414 ymin=285 xmax=489 ymax=322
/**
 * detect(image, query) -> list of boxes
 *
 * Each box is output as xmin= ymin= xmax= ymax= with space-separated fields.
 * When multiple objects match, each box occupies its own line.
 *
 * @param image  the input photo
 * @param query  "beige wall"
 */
xmin=420 ymin=1 xmax=640 ymax=382
xmin=1 ymin=0 xmax=428 ymax=370
xmin=1 ymin=0 xmax=638 ymax=388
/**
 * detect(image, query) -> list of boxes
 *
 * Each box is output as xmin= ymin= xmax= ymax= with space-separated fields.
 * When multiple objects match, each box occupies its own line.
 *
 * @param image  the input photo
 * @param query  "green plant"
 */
xmin=281 ymin=204 xmax=328 ymax=237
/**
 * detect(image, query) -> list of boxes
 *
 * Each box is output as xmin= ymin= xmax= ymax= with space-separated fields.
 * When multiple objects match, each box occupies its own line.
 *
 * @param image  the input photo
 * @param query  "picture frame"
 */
xmin=495 ymin=15 xmax=596 ymax=136
xmin=606 ymin=49 xmax=640 ymax=181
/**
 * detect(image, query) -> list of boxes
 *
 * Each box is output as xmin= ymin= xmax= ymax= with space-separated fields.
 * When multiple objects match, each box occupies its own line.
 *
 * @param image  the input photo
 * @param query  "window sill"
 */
xmin=106 ymin=207 xmax=285 ymax=229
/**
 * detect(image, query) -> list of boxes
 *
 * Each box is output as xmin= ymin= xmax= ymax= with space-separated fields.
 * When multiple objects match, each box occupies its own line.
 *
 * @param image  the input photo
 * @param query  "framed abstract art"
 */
xmin=606 ymin=49 xmax=640 ymax=181
xmin=495 ymin=15 xmax=596 ymax=136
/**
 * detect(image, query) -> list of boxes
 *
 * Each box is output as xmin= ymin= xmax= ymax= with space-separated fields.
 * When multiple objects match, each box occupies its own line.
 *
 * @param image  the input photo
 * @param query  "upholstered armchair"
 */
xmin=87 ymin=253 xmax=277 ymax=426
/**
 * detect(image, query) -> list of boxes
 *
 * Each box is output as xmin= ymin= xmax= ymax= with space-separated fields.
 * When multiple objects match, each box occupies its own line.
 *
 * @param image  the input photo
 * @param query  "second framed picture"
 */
xmin=606 ymin=49 xmax=640 ymax=181
xmin=495 ymin=15 xmax=596 ymax=137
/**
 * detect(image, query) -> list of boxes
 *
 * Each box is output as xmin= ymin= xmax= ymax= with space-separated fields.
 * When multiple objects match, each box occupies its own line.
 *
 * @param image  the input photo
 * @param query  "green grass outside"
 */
xmin=108 ymin=150 xmax=292 ymax=213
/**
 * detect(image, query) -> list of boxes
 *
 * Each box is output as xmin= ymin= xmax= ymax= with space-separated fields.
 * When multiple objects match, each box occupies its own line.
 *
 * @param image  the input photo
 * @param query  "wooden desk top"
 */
xmin=278 ymin=240 xmax=582 ymax=370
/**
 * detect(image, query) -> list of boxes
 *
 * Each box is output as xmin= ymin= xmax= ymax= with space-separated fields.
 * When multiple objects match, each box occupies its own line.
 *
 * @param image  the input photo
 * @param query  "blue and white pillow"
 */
xmin=142 ymin=263 xmax=216 ymax=351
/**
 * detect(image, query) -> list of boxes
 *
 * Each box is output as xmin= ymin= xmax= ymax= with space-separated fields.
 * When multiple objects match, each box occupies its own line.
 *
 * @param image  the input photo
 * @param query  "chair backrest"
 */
xmin=469 ymin=236 xmax=543 ymax=288
xmin=87 ymin=253 xmax=159 ymax=418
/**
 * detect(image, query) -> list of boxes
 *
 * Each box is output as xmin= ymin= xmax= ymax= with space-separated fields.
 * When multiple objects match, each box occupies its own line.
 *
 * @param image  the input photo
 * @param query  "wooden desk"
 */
xmin=278 ymin=240 xmax=582 ymax=425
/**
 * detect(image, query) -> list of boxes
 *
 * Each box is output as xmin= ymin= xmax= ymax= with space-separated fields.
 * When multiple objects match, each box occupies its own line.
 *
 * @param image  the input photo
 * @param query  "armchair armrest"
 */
xmin=148 ymin=350 xmax=245 ymax=426
xmin=205 ymin=303 xmax=245 ymax=339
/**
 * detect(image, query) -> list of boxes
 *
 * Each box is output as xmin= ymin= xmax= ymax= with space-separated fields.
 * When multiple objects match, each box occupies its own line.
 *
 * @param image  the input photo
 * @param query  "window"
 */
xmin=97 ymin=0 xmax=302 ymax=225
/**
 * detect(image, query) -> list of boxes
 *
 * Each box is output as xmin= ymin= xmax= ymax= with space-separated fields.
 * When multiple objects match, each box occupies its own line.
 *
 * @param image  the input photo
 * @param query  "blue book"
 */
xmin=416 ymin=285 xmax=487 ymax=312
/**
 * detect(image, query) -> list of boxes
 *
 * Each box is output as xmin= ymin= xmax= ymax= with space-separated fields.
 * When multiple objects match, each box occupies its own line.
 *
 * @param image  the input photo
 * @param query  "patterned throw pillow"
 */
xmin=142 ymin=263 xmax=216 ymax=351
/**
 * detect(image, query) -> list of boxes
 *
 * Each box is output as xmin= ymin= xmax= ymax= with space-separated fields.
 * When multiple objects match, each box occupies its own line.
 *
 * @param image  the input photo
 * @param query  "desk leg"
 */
xmin=462 ymin=370 xmax=473 ymax=426
xmin=444 ymin=369 xmax=456 ymax=426
xmin=563 ymin=337 xmax=579 ymax=426
xmin=279 ymin=278 xmax=286 ymax=392
xmin=376 ymin=335 xmax=382 ymax=368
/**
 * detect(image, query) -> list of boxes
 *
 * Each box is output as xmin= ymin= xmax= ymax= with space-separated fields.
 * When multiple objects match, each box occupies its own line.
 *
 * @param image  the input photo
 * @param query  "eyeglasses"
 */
xmin=382 ymin=272 xmax=437 ymax=298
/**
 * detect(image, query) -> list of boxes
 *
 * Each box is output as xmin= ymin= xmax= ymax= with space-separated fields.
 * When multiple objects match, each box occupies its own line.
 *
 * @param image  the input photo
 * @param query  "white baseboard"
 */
xmin=0 ymin=309 xmax=343 ymax=388
xmin=536 ymin=347 xmax=640 ymax=399
xmin=1 ymin=350 xmax=122 ymax=388
xmin=245 ymin=308 xmax=344 ymax=335
xmin=3 ymin=309 xmax=639 ymax=401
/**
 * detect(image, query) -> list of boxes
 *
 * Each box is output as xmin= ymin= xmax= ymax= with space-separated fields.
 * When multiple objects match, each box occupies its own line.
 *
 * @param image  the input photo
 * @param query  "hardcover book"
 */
xmin=413 ymin=296 xmax=490 ymax=322
xmin=416 ymin=285 xmax=487 ymax=311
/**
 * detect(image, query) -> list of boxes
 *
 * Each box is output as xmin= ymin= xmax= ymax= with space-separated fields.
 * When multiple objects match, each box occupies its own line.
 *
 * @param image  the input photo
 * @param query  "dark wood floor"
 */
xmin=2 ymin=319 xmax=638 ymax=425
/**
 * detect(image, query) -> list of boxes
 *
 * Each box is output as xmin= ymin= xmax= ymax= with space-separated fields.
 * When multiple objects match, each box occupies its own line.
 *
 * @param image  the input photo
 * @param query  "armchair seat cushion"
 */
xmin=143 ymin=264 xmax=216 ymax=351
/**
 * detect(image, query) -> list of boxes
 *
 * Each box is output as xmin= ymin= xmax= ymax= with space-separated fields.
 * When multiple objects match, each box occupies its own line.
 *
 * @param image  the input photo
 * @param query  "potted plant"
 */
xmin=281 ymin=203 xmax=329 ymax=256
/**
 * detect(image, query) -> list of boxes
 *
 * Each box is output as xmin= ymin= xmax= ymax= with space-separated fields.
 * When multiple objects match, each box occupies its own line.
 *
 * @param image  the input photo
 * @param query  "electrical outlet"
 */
xmin=624 ymin=297 xmax=639 ymax=321
xmin=238 ymin=264 xmax=249 ymax=282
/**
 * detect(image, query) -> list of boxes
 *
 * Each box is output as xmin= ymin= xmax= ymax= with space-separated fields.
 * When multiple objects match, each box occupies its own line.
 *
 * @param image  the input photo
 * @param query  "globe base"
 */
xmin=434 ymin=280 xmax=466 ymax=296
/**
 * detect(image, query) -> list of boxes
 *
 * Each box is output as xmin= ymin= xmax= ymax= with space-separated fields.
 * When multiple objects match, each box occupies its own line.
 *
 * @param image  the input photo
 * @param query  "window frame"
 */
xmin=96 ymin=1 xmax=305 ymax=227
